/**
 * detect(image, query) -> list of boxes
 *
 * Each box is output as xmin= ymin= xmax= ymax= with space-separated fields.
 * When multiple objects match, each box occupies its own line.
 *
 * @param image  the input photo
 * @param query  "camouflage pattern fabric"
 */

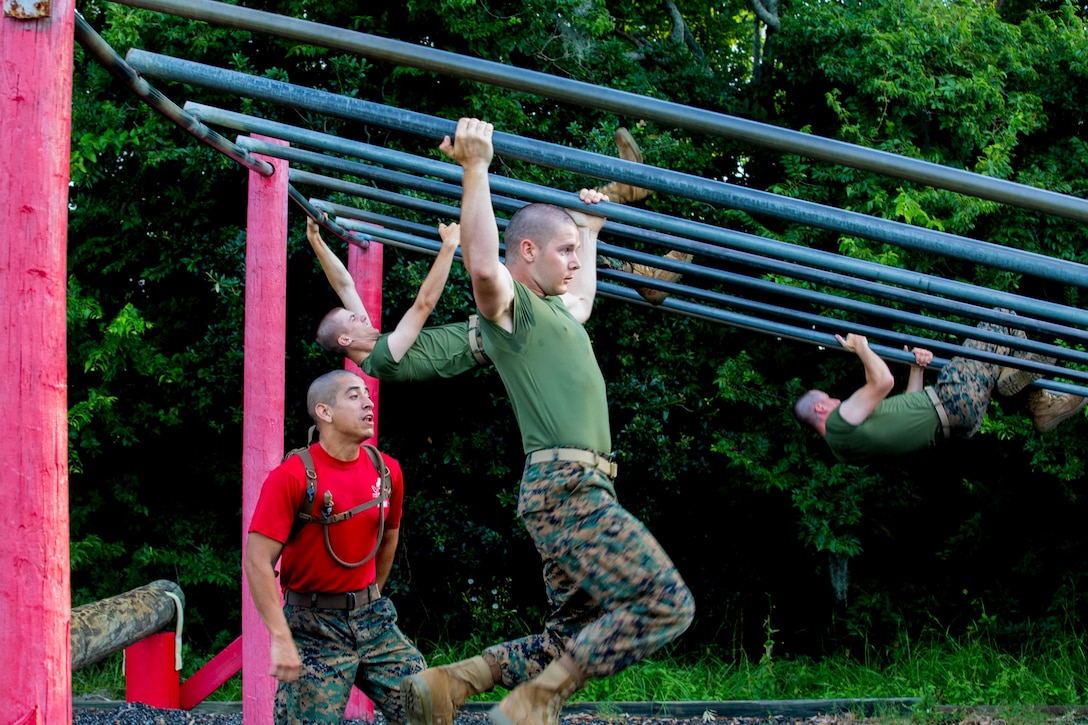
xmin=274 ymin=597 xmax=425 ymax=724
xmin=934 ymin=318 xmax=1026 ymax=438
xmin=482 ymin=460 xmax=694 ymax=685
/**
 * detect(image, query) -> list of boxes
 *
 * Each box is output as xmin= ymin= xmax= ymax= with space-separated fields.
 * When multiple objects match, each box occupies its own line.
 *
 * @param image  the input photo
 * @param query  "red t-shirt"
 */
xmin=249 ymin=443 xmax=404 ymax=594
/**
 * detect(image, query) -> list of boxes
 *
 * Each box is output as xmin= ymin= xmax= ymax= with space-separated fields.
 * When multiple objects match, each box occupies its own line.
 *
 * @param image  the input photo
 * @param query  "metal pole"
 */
xmin=597 ymin=282 xmax=1088 ymax=397
xmin=112 ymin=0 xmax=1088 ymax=224
xmin=122 ymin=58 xmax=1088 ymax=288
xmin=322 ymin=191 xmax=1088 ymax=361
xmin=285 ymin=185 xmax=371 ymax=246
xmin=322 ymin=219 xmax=1088 ymax=390
xmin=74 ymin=14 xmax=273 ymax=177
xmin=252 ymin=136 xmax=1088 ymax=329
xmin=191 ymin=105 xmax=1086 ymax=325
xmin=310 ymin=182 xmax=1088 ymax=345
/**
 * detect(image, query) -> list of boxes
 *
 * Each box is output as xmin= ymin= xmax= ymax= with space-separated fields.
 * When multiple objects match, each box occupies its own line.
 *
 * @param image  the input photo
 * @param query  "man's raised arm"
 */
xmin=835 ymin=333 xmax=896 ymax=426
xmin=386 ymin=222 xmax=462 ymax=361
xmin=306 ymin=215 xmax=371 ymax=324
xmin=439 ymin=118 xmax=513 ymax=325
xmin=561 ymin=189 xmax=607 ymax=324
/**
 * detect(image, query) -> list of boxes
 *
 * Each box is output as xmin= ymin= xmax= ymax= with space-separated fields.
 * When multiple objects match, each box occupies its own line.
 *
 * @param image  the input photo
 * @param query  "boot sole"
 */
xmin=487 ymin=703 xmax=516 ymax=725
xmin=997 ymin=368 xmax=1042 ymax=396
xmin=1035 ymin=397 xmax=1088 ymax=433
xmin=402 ymin=674 xmax=435 ymax=725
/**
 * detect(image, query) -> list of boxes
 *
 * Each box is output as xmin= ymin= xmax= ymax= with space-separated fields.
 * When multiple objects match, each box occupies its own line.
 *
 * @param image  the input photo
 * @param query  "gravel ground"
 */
xmin=68 ymin=696 xmax=1035 ymax=722
xmin=71 ymin=706 xmax=878 ymax=725
xmin=70 ymin=699 xmax=1088 ymax=725
xmin=71 ymin=701 xmax=907 ymax=725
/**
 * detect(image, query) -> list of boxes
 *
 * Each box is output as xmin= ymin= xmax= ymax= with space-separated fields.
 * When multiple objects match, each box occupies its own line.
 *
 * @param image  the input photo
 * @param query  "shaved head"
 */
xmin=306 ymin=369 xmax=358 ymax=423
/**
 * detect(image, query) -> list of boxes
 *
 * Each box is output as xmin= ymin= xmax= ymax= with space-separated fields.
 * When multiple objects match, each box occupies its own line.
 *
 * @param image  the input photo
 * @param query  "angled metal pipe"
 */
xmin=309 ymin=180 xmax=1088 ymax=346
xmin=255 ymin=136 xmax=1088 ymax=329
xmin=74 ymin=14 xmax=273 ymax=177
xmin=209 ymin=107 xmax=1088 ymax=330
xmin=114 ymin=0 xmax=1088 ymax=225
xmin=314 ymin=215 xmax=1088 ymax=392
xmin=286 ymin=184 xmax=370 ymax=246
xmin=597 ymin=282 xmax=1088 ymax=397
xmin=309 ymin=190 xmax=1088 ymax=363
xmin=129 ymin=56 xmax=1088 ymax=290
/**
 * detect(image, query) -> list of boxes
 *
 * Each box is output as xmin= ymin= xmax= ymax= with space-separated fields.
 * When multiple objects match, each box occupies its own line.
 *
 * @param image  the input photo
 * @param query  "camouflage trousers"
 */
xmin=934 ymin=317 xmax=1026 ymax=439
xmin=483 ymin=459 xmax=694 ymax=686
xmin=275 ymin=596 xmax=425 ymax=725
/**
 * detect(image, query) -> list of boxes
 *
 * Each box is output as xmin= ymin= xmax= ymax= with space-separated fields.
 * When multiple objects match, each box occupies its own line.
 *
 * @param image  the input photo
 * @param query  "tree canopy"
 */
xmin=68 ymin=0 xmax=1088 ymax=663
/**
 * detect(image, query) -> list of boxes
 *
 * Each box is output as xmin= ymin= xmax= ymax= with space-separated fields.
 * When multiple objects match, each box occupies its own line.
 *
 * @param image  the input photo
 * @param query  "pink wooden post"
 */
xmin=343 ymin=235 xmax=384 ymax=722
xmin=241 ymin=136 xmax=289 ymax=724
xmin=0 ymin=2 xmax=76 ymax=724
xmin=347 ymin=239 xmax=384 ymax=445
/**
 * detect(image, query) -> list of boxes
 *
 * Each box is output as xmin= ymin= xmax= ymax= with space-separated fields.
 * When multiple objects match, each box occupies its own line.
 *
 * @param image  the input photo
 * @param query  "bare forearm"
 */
xmin=906 ymin=365 xmax=925 ymax=393
xmin=460 ymin=166 xmax=500 ymax=280
xmin=373 ymin=529 xmax=399 ymax=592
xmin=244 ymin=555 xmax=291 ymax=641
xmin=414 ymin=242 xmax=458 ymax=310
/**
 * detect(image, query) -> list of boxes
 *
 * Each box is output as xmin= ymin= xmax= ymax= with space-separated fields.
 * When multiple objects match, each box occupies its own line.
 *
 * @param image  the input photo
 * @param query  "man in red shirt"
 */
xmin=245 ymin=369 xmax=425 ymax=723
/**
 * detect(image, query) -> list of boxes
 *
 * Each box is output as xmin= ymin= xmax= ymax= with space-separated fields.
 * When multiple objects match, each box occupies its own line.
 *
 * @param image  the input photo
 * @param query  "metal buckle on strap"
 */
xmin=467 ymin=314 xmax=489 ymax=365
xmin=924 ymin=386 xmax=951 ymax=440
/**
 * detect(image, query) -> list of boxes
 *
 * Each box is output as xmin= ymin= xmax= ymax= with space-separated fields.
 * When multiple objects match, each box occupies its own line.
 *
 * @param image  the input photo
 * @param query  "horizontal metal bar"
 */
xmin=73 ymin=14 xmax=273 ymax=177
xmin=317 ymin=216 xmax=1088 ymax=392
xmin=286 ymin=185 xmax=369 ymax=246
xmin=112 ymin=0 xmax=1088 ymax=225
xmin=125 ymin=60 xmax=1088 ymax=289
xmin=309 ymin=186 xmax=1088 ymax=363
xmin=249 ymin=135 xmax=1088 ymax=329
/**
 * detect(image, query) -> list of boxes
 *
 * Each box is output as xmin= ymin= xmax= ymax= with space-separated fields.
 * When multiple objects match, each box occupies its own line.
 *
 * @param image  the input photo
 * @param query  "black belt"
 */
xmin=284 ymin=583 xmax=380 ymax=610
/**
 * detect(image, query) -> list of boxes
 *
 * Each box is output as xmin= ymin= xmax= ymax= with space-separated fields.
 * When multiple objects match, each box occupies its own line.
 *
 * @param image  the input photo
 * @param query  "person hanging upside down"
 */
xmin=793 ymin=320 xmax=1087 ymax=464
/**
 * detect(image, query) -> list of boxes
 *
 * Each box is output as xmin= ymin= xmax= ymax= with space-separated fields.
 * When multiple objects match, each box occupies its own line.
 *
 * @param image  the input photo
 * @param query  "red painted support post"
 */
xmin=342 ymin=226 xmax=384 ymax=723
xmin=241 ymin=135 xmax=290 ymax=725
xmin=347 ymin=240 xmax=384 ymax=445
xmin=125 ymin=633 xmax=181 ymax=708
xmin=0 ymin=2 xmax=76 ymax=724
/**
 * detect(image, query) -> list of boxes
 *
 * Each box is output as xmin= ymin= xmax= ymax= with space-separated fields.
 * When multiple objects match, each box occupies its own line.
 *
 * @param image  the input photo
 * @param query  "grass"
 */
xmin=72 ymin=629 xmax=1088 ymax=724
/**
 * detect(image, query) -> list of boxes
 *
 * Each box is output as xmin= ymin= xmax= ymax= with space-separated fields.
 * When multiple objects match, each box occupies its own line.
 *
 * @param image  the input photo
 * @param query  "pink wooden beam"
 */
xmin=180 ymin=636 xmax=243 ymax=710
xmin=347 ymin=239 xmax=384 ymax=446
xmin=241 ymin=136 xmax=290 ymax=725
xmin=340 ymin=221 xmax=384 ymax=723
xmin=0 ymin=2 xmax=76 ymax=724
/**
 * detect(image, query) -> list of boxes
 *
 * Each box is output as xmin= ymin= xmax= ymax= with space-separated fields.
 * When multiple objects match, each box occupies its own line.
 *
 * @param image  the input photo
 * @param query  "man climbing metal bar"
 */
xmin=400 ymin=116 xmax=694 ymax=725
xmin=792 ymin=318 xmax=1086 ymax=464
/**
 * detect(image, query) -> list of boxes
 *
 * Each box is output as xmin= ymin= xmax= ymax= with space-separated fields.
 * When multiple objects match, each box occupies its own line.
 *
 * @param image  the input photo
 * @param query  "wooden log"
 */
xmin=70 ymin=580 xmax=185 ymax=671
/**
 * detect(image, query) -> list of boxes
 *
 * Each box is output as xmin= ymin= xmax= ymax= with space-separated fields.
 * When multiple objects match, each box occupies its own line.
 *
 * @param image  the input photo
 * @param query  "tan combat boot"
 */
xmin=997 ymin=353 xmax=1057 ymax=396
xmin=487 ymin=658 xmax=582 ymax=725
xmin=1027 ymin=389 xmax=1087 ymax=432
xmin=402 ymin=656 xmax=496 ymax=725
xmin=597 ymin=127 xmax=651 ymax=205
xmin=630 ymin=249 xmax=694 ymax=306
xmin=595 ymin=128 xmax=692 ymax=305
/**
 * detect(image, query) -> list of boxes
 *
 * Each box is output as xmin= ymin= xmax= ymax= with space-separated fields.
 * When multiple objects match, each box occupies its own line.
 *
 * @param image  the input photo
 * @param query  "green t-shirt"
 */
xmin=361 ymin=321 xmax=479 ymax=383
xmin=479 ymin=280 xmax=610 ymax=456
xmin=824 ymin=391 xmax=941 ymax=463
